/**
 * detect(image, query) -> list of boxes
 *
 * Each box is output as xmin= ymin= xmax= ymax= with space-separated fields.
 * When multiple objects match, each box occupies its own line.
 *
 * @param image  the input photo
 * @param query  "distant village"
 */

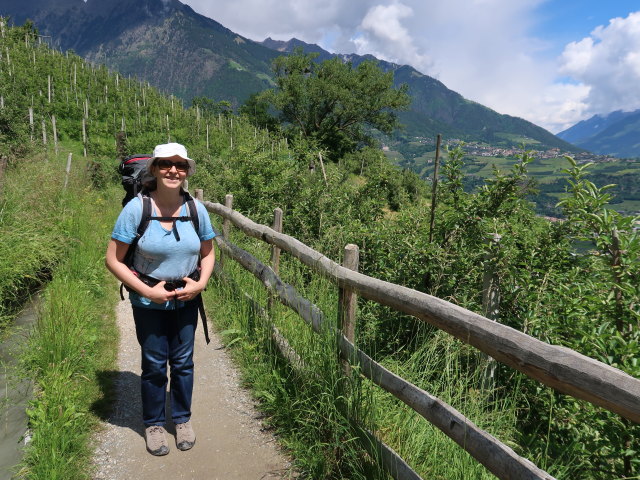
xmin=391 ymin=136 xmax=623 ymax=163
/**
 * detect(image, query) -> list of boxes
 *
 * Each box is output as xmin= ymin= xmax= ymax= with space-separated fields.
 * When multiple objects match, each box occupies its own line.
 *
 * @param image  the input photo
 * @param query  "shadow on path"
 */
xmin=92 ymin=370 xmax=144 ymax=438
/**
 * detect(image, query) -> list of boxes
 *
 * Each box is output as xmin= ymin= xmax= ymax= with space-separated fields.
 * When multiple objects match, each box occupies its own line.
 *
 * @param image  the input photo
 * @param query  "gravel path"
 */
xmin=91 ymin=300 xmax=295 ymax=479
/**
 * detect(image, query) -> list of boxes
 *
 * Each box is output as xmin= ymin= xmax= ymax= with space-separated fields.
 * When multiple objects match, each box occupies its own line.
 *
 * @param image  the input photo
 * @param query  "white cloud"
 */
xmin=353 ymin=3 xmax=429 ymax=68
xmin=559 ymin=12 xmax=640 ymax=117
xmin=180 ymin=1 xmax=640 ymax=133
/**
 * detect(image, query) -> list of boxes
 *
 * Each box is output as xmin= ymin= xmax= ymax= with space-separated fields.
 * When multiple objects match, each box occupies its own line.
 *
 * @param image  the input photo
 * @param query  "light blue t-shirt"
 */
xmin=111 ymin=195 xmax=216 ymax=310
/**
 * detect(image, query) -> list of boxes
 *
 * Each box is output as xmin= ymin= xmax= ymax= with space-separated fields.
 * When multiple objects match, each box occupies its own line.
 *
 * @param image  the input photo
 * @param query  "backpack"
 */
xmin=118 ymin=154 xmax=152 ymax=207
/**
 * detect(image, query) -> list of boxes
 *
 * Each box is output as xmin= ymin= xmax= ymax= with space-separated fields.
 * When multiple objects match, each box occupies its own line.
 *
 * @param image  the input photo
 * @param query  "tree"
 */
xmin=259 ymin=48 xmax=410 ymax=158
xmin=191 ymin=96 xmax=232 ymax=117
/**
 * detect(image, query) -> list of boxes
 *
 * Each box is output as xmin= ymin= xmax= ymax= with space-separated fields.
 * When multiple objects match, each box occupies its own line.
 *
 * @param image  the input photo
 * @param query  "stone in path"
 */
xmin=92 ymin=300 xmax=295 ymax=480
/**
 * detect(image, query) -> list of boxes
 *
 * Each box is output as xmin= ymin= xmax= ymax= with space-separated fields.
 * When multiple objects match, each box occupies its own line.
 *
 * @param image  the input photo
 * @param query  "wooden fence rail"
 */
xmin=212 ymin=233 xmax=555 ymax=479
xmin=203 ymin=200 xmax=640 ymax=425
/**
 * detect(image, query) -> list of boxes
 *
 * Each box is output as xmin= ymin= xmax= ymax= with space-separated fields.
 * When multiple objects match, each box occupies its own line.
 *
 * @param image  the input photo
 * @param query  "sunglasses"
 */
xmin=155 ymin=159 xmax=190 ymax=172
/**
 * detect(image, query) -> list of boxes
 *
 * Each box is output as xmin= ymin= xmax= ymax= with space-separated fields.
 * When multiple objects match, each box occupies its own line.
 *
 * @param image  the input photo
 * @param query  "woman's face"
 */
xmin=151 ymin=155 xmax=189 ymax=190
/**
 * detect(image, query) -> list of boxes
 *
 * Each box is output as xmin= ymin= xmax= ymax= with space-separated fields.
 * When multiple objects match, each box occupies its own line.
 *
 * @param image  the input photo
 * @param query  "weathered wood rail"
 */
xmin=201 ymin=196 xmax=640 ymax=480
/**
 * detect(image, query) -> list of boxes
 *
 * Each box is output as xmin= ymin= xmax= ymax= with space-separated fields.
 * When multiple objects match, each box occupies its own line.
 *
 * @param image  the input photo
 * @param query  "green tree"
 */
xmin=259 ymin=48 xmax=410 ymax=158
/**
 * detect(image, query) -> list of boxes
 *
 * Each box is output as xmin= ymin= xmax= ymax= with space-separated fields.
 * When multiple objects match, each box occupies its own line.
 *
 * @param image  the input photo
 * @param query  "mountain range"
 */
xmin=1 ymin=0 xmax=583 ymax=152
xmin=557 ymin=109 xmax=640 ymax=158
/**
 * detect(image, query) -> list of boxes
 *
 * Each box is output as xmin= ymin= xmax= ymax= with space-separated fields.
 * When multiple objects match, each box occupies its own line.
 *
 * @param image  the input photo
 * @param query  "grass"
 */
xmin=202 ymin=226 xmax=531 ymax=479
xmin=4 ymin=146 xmax=121 ymax=479
xmin=0 ymin=154 xmax=68 ymax=332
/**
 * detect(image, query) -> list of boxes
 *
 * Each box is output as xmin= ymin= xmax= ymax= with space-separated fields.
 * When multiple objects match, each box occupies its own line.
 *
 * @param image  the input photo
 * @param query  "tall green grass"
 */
xmin=0 ymin=154 xmax=68 ymax=332
xmin=203 ymin=229 xmax=531 ymax=479
xmin=6 ymin=148 xmax=120 ymax=479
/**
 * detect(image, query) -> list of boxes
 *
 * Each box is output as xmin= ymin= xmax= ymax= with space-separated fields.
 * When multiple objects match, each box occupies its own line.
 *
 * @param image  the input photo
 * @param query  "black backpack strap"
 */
xmin=120 ymin=194 xmax=152 ymax=300
xmin=183 ymin=191 xmax=200 ymax=235
xmin=196 ymin=294 xmax=210 ymax=344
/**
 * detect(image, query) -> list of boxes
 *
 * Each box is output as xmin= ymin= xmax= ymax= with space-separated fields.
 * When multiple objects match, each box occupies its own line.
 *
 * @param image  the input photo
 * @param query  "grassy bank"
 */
xmin=2 ymin=148 xmax=121 ymax=479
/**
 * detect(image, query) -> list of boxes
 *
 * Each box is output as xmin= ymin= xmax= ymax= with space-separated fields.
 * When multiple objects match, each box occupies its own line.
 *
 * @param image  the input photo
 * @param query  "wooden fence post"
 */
xmin=481 ymin=233 xmax=501 ymax=390
xmin=428 ymin=134 xmax=442 ymax=244
xmin=219 ymin=194 xmax=233 ymax=269
xmin=339 ymin=244 xmax=359 ymax=375
xmin=268 ymin=208 xmax=284 ymax=312
xmin=41 ymin=119 xmax=47 ymax=146
xmin=194 ymin=189 xmax=203 ymax=202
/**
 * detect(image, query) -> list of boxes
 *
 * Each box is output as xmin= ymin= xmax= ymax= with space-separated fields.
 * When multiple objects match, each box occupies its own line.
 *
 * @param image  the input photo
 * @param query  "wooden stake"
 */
xmin=82 ymin=117 xmax=87 ymax=157
xmin=318 ymin=152 xmax=328 ymax=186
xmin=29 ymin=107 xmax=34 ymax=141
xmin=51 ymin=115 xmax=58 ymax=155
xmin=481 ymin=233 xmax=501 ymax=391
xmin=63 ymin=153 xmax=72 ymax=188
xmin=267 ymin=207 xmax=284 ymax=312
xmin=339 ymin=244 xmax=359 ymax=376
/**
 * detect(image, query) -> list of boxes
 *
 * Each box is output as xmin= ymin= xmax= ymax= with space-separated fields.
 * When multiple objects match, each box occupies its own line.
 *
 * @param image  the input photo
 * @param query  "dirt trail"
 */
xmin=92 ymin=300 xmax=294 ymax=480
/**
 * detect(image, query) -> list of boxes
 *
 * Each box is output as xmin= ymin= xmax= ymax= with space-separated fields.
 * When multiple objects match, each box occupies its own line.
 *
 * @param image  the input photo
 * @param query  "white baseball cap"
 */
xmin=148 ymin=142 xmax=196 ymax=176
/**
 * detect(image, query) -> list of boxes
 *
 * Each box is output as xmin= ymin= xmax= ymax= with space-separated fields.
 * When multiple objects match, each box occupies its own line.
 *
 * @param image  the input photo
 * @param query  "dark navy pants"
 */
xmin=132 ymin=301 xmax=198 ymax=427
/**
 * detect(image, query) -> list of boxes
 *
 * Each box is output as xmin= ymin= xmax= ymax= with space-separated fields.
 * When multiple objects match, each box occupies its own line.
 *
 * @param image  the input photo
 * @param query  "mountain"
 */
xmin=261 ymin=38 xmax=580 ymax=151
xmin=2 ymin=0 xmax=579 ymax=151
xmin=2 ymin=0 xmax=280 ymax=106
xmin=558 ymin=110 xmax=640 ymax=158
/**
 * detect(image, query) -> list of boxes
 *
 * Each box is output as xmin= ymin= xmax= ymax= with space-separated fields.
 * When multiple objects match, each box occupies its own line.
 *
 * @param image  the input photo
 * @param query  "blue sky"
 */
xmin=534 ymin=0 xmax=639 ymax=53
xmin=183 ymin=0 xmax=640 ymax=133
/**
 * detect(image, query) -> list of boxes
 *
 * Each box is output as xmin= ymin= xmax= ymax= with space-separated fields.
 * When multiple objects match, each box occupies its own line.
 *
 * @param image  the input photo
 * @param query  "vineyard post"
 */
xmin=428 ymin=134 xmax=442 ymax=244
xmin=41 ymin=118 xmax=47 ymax=146
xmin=63 ymin=153 xmax=72 ymax=189
xmin=267 ymin=208 xmax=284 ymax=312
xmin=481 ymin=233 xmax=501 ymax=391
xmin=82 ymin=117 xmax=87 ymax=157
xmin=29 ymin=107 xmax=33 ymax=141
xmin=318 ymin=152 xmax=328 ymax=186
xmin=339 ymin=244 xmax=359 ymax=376
xmin=51 ymin=115 xmax=58 ymax=155
xmin=206 ymin=123 xmax=209 ymax=151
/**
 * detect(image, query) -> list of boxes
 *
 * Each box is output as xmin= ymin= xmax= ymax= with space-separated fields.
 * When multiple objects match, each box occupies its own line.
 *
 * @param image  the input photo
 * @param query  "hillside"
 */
xmin=558 ymin=109 xmax=640 ymax=158
xmin=2 ymin=0 xmax=579 ymax=152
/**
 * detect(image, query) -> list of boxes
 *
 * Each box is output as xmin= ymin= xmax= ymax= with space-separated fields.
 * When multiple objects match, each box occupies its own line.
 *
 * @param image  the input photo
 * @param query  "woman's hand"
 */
xmin=145 ymin=281 xmax=178 ymax=304
xmin=174 ymin=277 xmax=205 ymax=302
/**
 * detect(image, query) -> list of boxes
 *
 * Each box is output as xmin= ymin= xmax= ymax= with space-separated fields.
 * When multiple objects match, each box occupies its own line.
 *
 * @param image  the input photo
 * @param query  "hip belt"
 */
xmin=120 ymin=268 xmax=210 ymax=344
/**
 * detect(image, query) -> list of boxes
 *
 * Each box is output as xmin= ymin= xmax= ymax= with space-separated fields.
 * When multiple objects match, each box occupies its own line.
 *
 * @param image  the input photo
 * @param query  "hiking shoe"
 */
xmin=145 ymin=425 xmax=169 ymax=456
xmin=175 ymin=421 xmax=196 ymax=451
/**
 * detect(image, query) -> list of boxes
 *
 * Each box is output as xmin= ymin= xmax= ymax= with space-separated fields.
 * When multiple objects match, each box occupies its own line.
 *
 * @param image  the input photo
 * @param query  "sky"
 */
xmin=180 ymin=0 xmax=640 ymax=134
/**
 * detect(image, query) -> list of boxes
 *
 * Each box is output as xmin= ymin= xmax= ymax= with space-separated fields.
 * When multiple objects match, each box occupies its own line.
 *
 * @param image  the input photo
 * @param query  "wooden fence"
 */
xmin=199 ymin=192 xmax=640 ymax=480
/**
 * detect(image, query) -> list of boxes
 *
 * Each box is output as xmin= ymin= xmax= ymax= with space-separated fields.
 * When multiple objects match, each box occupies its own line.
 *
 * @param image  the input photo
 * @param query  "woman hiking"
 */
xmin=105 ymin=142 xmax=216 ymax=456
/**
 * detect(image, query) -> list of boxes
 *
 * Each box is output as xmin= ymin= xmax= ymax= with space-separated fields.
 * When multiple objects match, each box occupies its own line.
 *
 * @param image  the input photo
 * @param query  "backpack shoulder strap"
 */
xmin=137 ymin=193 xmax=152 ymax=238
xmin=123 ymin=193 xmax=152 ymax=268
xmin=183 ymin=191 xmax=200 ymax=235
